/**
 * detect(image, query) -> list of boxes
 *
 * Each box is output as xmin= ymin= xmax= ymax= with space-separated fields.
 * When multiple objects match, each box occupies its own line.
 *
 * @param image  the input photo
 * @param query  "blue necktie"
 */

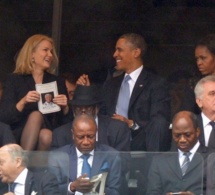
xmin=81 ymin=154 xmax=91 ymax=178
xmin=116 ymin=75 xmax=131 ymax=118
xmin=181 ymin=152 xmax=191 ymax=176
xmin=9 ymin=182 xmax=17 ymax=192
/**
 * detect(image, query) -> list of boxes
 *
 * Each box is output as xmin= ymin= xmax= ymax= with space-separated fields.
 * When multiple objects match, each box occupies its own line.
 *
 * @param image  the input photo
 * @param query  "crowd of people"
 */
xmin=0 ymin=32 xmax=215 ymax=194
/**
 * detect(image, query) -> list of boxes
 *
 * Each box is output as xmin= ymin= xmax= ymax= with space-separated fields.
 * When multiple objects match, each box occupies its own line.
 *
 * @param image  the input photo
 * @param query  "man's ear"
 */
xmin=16 ymin=157 xmax=22 ymax=168
xmin=196 ymin=98 xmax=202 ymax=109
xmin=133 ymin=48 xmax=141 ymax=58
xmin=71 ymin=129 xmax=74 ymax=140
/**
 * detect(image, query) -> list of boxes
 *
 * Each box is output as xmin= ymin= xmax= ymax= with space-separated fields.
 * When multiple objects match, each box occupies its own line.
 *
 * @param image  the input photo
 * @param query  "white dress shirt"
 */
xmin=123 ymin=65 xmax=143 ymax=97
xmin=178 ymin=141 xmax=200 ymax=167
xmin=201 ymin=112 xmax=213 ymax=146
xmin=12 ymin=168 xmax=28 ymax=195
xmin=68 ymin=148 xmax=94 ymax=195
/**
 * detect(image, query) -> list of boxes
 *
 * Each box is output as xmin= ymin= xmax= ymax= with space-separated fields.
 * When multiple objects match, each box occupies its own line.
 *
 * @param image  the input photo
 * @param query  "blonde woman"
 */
xmin=0 ymin=34 xmax=69 ymax=151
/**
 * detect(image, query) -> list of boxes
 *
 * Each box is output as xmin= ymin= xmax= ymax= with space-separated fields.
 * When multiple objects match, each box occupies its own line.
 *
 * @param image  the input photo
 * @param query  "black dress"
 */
xmin=0 ymin=71 xmax=68 ymax=143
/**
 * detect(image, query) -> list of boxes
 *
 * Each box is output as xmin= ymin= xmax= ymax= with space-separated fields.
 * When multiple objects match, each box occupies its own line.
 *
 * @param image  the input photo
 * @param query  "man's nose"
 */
xmin=83 ymin=137 xmax=89 ymax=144
xmin=179 ymin=135 xmax=186 ymax=142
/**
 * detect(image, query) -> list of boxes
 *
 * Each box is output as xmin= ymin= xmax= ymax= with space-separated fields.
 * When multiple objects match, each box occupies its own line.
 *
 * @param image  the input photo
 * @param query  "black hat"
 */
xmin=71 ymin=85 xmax=102 ymax=106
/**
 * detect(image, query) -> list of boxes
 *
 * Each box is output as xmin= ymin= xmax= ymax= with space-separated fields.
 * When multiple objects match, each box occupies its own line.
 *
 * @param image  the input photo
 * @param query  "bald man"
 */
xmin=0 ymin=144 xmax=61 ymax=195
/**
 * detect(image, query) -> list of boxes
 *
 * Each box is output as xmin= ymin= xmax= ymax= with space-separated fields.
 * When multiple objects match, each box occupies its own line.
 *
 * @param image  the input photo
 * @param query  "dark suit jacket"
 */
xmin=146 ymin=145 xmax=209 ymax=195
xmin=51 ymin=114 xmax=130 ymax=151
xmin=100 ymin=68 xmax=171 ymax=151
xmin=0 ymin=121 xmax=16 ymax=146
xmin=48 ymin=143 xmax=121 ymax=195
xmin=0 ymin=169 xmax=61 ymax=195
xmin=0 ymin=72 xmax=68 ymax=142
xmin=197 ymin=114 xmax=212 ymax=148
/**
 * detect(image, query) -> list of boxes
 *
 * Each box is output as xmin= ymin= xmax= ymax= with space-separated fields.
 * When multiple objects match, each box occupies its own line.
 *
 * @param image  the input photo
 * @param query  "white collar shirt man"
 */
xmin=178 ymin=141 xmax=200 ymax=166
xmin=11 ymin=168 xmax=28 ymax=195
xmin=124 ymin=65 xmax=143 ymax=96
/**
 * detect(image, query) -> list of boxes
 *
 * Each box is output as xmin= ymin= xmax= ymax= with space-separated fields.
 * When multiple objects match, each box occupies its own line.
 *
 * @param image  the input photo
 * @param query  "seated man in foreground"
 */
xmin=0 ymin=144 xmax=61 ymax=195
xmin=49 ymin=114 xmax=121 ymax=195
xmin=146 ymin=111 xmax=209 ymax=195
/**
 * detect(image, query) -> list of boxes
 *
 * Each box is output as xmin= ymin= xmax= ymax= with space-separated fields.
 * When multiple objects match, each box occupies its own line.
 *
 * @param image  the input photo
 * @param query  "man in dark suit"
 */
xmin=0 ymin=144 xmax=61 ymax=195
xmin=146 ymin=111 xmax=209 ymax=195
xmin=49 ymin=114 xmax=121 ymax=195
xmin=51 ymin=84 xmax=130 ymax=152
xmin=194 ymin=75 xmax=215 ymax=149
xmin=77 ymin=33 xmax=171 ymax=151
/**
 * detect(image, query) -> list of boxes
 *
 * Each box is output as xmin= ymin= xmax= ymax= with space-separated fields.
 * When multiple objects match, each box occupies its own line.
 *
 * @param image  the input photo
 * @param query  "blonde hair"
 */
xmin=14 ymin=34 xmax=58 ymax=74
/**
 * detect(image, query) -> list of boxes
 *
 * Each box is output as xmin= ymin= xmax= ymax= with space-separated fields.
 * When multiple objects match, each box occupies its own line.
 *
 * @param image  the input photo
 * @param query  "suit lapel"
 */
xmin=69 ymin=146 xmax=78 ymax=182
xmin=185 ymin=149 xmax=203 ymax=176
xmin=167 ymin=153 xmax=182 ymax=178
xmin=129 ymin=69 xmax=148 ymax=110
xmin=197 ymin=114 xmax=206 ymax=146
xmin=91 ymin=145 xmax=107 ymax=177
xmin=25 ymin=171 xmax=34 ymax=195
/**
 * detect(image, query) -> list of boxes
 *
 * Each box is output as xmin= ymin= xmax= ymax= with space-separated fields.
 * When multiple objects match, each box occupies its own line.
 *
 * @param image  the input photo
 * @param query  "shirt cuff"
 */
xmin=68 ymin=182 xmax=75 ymax=194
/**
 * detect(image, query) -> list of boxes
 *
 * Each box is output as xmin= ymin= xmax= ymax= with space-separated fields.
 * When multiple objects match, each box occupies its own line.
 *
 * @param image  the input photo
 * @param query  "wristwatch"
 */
xmin=129 ymin=121 xmax=137 ymax=130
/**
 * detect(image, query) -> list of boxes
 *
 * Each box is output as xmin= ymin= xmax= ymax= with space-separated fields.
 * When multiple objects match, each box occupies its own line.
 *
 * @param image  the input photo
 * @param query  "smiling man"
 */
xmin=77 ymin=33 xmax=171 ymax=151
xmin=146 ymin=111 xmax=210 ymax=195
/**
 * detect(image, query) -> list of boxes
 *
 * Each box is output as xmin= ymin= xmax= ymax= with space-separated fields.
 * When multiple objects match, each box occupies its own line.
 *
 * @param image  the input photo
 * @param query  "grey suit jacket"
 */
xmin=48 ymin=143 xmax=121 ymax=195
xmin=146 ymin=146 xmax=209 ymax=195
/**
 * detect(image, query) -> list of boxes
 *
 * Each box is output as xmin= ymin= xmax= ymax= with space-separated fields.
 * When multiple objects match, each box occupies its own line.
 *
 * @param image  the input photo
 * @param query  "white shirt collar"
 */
xmin=201 ymin=112 xmax=212 ymax=128
xmin=75 ymin=148 xmax=94 ymax=158
xmin=178 ymin=141 xmax=200 ymax=159
xmin=125 ymin=65 xmax=143 ymax=83
xmin=14 ymin=168 xmax=28 ymax=185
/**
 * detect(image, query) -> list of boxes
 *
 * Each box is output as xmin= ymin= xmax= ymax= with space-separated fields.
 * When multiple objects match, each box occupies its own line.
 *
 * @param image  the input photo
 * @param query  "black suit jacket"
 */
xmin=146 ymin=145 xmax=209 ymax=195
xmin=0 ymin=72 xmax=68 ymax=142
xmin=0 ymin=121 xmax=16 ymax=146
xmin=48 ymin=143 xmax=121 ymax=195
xmin=51 ymin=114 xmax=130 ymax=151
xmin=100 ymin=68 xmax=171 ymax=151
xmin=0 ymin=170 xmax=61 ymax=195
xmin=197 ymin=114 xmax=210 ymax=147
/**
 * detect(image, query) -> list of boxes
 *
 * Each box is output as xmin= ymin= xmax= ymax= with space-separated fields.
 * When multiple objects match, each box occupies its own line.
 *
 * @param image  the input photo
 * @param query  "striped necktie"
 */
xmin=181 ymin=152 xmax=191 ymax=176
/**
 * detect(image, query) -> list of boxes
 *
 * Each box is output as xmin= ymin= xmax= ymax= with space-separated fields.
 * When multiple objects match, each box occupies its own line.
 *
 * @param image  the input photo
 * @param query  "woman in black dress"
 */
xmin=0 ymin=34 xmax=69 ymax=151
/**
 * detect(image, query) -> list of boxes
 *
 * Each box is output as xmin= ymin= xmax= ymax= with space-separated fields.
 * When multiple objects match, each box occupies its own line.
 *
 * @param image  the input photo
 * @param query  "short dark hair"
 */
xmin=196 ymin=34 xmax=215 ymax=55
xmin=72 ymin=114 xmax=97 ymax=131
xmin=119 ymin=33 xmax=147 ymax=58
xmin=172 ymin=111 xmax=198 ymax=130
xmin=61 ymin=72 xmax=79 ymax=85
